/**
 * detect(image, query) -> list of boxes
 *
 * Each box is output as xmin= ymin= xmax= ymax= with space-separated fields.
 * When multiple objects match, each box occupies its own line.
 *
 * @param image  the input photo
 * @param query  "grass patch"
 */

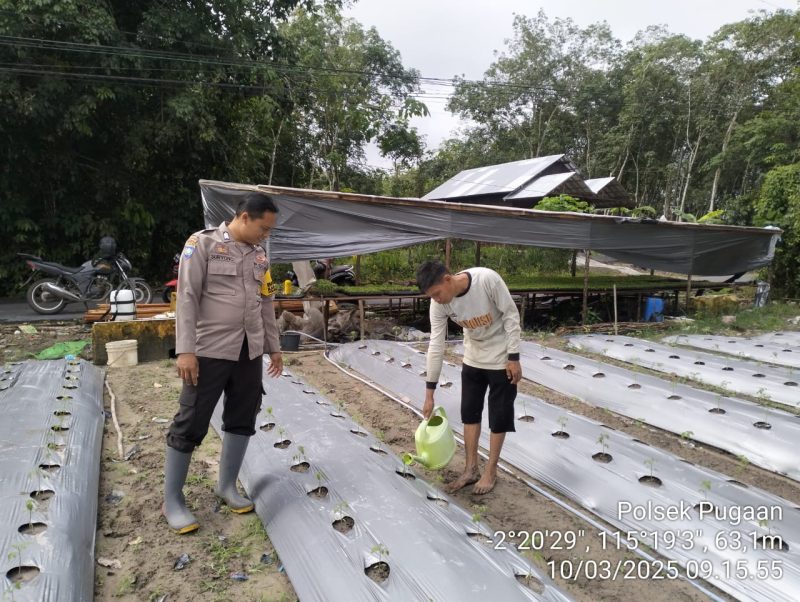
xmin=654 ymin=302 xmax=800 ymax=338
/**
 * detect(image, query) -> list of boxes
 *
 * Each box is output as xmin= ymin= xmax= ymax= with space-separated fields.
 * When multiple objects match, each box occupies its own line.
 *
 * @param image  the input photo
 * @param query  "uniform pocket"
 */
xmin=207 ymin=261 xmax=238 ymax=295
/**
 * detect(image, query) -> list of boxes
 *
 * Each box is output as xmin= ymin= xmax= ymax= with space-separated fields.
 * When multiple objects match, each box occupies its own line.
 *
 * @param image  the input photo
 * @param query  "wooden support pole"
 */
xmin=686 ymin=274 xmax=693 ymax=312
xmin=355 ymin=255 xmax=361 ymax=285
xmin=613 ymin=284 xmax=618 ymax=336
xmin=445 ymin=239 xmax=452 ymax=270
xmin=582 ymin=250 xmax=591 ymax=325
xmin=358 ymin=299 xmax=365 ymax=341
xmin=571 ymin=250 xmax=578 ymax=277
xmin=323 ymin=299 xmax=330 ymax=344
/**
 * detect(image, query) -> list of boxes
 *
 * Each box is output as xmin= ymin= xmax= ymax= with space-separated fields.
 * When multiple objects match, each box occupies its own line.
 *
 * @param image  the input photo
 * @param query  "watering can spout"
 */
xmin=402 ymin=452 xmax=427 ymax=467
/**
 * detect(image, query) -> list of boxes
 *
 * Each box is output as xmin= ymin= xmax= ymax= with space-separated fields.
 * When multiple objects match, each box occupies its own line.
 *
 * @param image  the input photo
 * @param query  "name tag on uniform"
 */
xmin=210 ymin=254 xmax=234 ymax=263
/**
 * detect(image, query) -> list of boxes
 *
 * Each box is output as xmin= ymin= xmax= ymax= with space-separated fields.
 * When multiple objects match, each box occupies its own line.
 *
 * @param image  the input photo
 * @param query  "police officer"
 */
xmin=163 ymin=192 xmax=283 ymax=534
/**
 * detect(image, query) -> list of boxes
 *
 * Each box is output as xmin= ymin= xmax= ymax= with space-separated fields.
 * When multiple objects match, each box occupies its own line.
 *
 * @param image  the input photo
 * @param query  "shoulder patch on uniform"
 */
xmin=185 ymin=235 xmax=199 ymax=248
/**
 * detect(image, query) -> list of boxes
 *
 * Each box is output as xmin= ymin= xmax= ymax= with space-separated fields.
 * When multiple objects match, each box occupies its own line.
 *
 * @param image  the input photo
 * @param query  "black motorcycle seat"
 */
xmin=38 ymin=261 xmax=85 ymax=274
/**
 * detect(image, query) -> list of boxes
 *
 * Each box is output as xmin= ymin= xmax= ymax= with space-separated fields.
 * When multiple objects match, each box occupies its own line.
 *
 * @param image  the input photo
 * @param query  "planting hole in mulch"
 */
xmin=62 ymin=384 xmax=77 ymax=390
xmin=752 ymin=373 xmax=766 ymax=378
xmin=315 ymin=400 xmax=329 ymax=406
xmin=623 ymin=343 xmax=634 ymax=347
xmin=669 ymin=355 xmax=680 ymax=359
xmin=38 ymin=464 xmax=60 ymax=473
xmin=518 ymin=415 xmax=535 ymax=423
xmin=330 ymin=412 xmax=345 ymax=419
xmin=395 ymin=469 xmax=416 ymax=480
xmin=515 ymin=573 xmax=545 ymax=594
xmin=46 ymin=443 xmax=65 ymax=452
xmin=385 ymin=357 xmax=395 ymax=364
xmin=753 ymin=421 xmax=772 ymax=430
xmin=364 ymin=561 xmax=390 ymax=584
xmin=694 ymin=361 xmax=705 ymax=365
xmin=638 ymin=475 xmax=662 ymax=487
xmin=785 ymin=381 xmax=798 ymax=386
xmin=427 ymin=494 xmax=449 ymax=508
xmin=708 ymin=407 xmax=726 ymax=414
xmin=6 ymin=566 xmax=40 ymax=584
xmin=371 ymin=351 xmax=381 ymax=356
xmin=755 ymin=344 xmax=765 ymax=347
xmin=260 ymin=422 xmax=275 ymax=432
xmin=563 ymin=364 xmax=575 ymax=371
xmin=51 ymin=425 xmax=69 ymax=432
xmin=694 ymin=501 xmax=715 ymax=514
xmin=628 ymin=383 xmax=641 ymax=389
xmin=302 ymin=389 xmax=315 ymax=395
xmin=290 ymin=462 xmax=310 ymax=473
xmin=755 ymin=536 xmax=790 ymax=552
xmin=466 ymin=532 xmax=494 ymax=546
xmin=645 ymin=349 xmax=655 ymax=353
xmin=53 ymin=410 xmax=71 ymax=417
xmin=540 ymin=356 xmax=552 ymax=361
xmin=332 ymin=516 xmax=354 ymax=534
xmin=722 ymin=367 xmax=734 ymax=371
xmin=439 ymin=381 xmax=453 ymax=388
xmin=592 ymin=452 xmax=612 ymax=463
xmin=358 ymin=345 xmax=367 ymax=349
xmin=30 ymin=490 xmax=54 ymax=502
xmin=308 ymin=486 xmax=328 ymax=499
xmin=369 ymin=445 xmax=387 ymax=455
xmin=551 ymin=431 xmax=570 ymax=439
xmin=783 ymin=349 xmax=793 ymax=353
xmin=350 ymin=429 xmax=368 ymax=437
xmin=727 ymin=479 xmax=749 ymax=488
xmin=274 ymin=439 xmax=291 ymax=449
xmin=56 ymin=395 xmax=72 ymax=401
xmin=18 ymin=522 xmax=47 ymax=536
xmin=667 ymin=395 xmax=682 ymax=400
xmin=592 ymin=372 xmax=605 ymax=378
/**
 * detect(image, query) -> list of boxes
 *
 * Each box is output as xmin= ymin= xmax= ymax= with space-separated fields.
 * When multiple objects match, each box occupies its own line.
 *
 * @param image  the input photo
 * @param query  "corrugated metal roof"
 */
xmin=422 ymin=154 xmax=565 ymax=200
xmin=504 ymin=172 xmax=595 ymax=201
xmin=585 ymin=177 xmax=616 ymax=194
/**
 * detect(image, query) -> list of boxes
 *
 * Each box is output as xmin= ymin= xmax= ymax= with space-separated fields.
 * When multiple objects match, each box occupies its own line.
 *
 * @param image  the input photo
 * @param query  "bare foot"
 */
xmin=472 ymin=472 xmax=496 ymax=495
xmin=445 ymin=467 xmax=480 ymax=493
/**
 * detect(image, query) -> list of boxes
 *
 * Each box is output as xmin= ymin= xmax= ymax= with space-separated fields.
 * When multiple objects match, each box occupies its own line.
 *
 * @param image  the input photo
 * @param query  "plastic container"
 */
xmin=402 ymin=406 xmax=456 ymax=470
xmin=643 ymin=297 xmax=664 ymax=322
xmin=280 ymin=332 xmax=300 ymax=351
xmin=106 ymin=340 xmax=138 ymax=367
xmin=110 ymin=289 xmax=136 ymax=321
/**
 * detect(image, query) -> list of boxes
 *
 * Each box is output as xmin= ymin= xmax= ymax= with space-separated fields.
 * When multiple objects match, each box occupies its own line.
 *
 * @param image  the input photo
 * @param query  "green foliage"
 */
xmin=536 ymin=195 xmax=594 ymax=213
xmin=754 ymin=163 xmax=800 ymax=296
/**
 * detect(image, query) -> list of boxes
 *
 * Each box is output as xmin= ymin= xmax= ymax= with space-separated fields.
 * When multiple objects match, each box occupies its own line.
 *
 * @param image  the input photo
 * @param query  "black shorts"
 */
xmin=460 ymin=363 xmax=517 ymax=433
xmin=167 ymin=338 xmax=263 ymax=453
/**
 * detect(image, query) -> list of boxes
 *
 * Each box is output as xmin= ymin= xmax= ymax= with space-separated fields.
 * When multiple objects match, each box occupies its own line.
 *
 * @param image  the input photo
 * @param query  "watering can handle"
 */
xmin=433 ymin=406 xmax=447 ymax=419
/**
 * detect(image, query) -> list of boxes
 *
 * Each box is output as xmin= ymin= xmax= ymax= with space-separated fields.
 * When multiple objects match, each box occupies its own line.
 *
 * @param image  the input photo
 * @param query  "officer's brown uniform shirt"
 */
xmin=175 ymin=222 xmax=281 ymax=360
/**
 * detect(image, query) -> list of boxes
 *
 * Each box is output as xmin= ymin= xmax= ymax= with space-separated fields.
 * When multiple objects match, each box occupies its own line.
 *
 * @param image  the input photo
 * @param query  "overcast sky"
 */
xmin=343 ymin=0 xmax=798 ymax=168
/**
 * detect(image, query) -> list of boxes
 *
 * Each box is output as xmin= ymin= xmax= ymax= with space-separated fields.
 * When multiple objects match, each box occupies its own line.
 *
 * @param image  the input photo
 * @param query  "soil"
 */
xmin=95 ymin=362 xmax=296 ymax=602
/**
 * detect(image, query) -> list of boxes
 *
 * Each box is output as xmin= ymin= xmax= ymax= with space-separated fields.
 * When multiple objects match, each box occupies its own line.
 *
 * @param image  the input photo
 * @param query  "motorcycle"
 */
xmin=162 ymin=253 xmax=180 ymax=303
xmin=18 ymin=241 xmax=153 ymax=314
xmin=286 ymin=259 xmax=356 ymax=287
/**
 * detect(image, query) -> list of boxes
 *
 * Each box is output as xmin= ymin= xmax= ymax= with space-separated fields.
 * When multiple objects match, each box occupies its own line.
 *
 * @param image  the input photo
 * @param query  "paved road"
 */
xmin=0 ymin=299 xmax=91 ymax=323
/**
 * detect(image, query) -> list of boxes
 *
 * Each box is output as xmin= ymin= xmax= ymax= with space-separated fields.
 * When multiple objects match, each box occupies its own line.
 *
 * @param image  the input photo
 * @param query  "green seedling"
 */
xmin=333 ymin=501 xmax=350 ymax=519
xmin=25 ymin=498 xmax=36 ymax=528
xmin=471 ymin=504 xmax=487 ymax=524
xmin=370 ymin=543 xmax=389 ymax=561
xmin=597 ymin=433 xmax=609 ymax=455
xmin=557 ymin=416 xmax=568 ymax=431
xmin=736 ymin=454 xmax=750 ymax=476
xmin=644 ymin=458 xmax=656 ymax=478
xmin=680 ymin=430 xmax=694 ymax=442
xmin=699 ymin=479 xmax=712 ymax=500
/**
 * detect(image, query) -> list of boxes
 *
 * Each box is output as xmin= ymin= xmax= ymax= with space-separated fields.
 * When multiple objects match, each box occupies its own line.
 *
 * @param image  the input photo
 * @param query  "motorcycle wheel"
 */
xmin=26 ymin=278 xmax=67 ymax=314
xmin=132 ymin=281 xmax=153 ymax=304
xmin=162 ymin=286 xmax=175 ymax=304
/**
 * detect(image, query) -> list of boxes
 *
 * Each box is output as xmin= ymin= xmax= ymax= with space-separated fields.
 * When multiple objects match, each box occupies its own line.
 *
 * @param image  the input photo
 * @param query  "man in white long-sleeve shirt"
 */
xmin=417 ymin=260 xmax=522 ymax=495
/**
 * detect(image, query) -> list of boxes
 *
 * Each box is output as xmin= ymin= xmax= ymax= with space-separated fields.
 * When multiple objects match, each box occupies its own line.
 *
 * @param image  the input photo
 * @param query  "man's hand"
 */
xmin=267 ymin=352 xmax=283 ymax=378
xmin=422 ymin=389 xmax=435 ymax=420
xmin=506 ymin=360 xmax=522 ymax=385
xmin=177 ymin=353 xmax=199 ymax=386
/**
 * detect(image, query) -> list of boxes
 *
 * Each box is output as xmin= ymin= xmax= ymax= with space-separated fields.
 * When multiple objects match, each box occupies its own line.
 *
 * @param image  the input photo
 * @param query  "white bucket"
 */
xmin=110 ymin=289 xmax=136 ymax=321
xmin=106 ymin=339 xmax=138 ymax=367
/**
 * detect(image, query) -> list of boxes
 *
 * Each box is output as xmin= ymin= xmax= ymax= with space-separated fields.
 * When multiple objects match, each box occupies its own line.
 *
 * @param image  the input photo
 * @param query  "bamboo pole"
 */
xmin=613 ymin=284 xmax=618 ymax=336
xmin=359 ymin=299 xmax=365 ymax=341
xmin=445 ymin=239 xmax=452 ymax=270
xmin=686 ymin=274 xmax=693 ymax=311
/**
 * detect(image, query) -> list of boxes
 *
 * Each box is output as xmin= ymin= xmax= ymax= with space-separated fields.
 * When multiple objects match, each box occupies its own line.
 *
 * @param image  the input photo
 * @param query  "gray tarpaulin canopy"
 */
xmin=199 ymin=180 xmax=780 ymax=276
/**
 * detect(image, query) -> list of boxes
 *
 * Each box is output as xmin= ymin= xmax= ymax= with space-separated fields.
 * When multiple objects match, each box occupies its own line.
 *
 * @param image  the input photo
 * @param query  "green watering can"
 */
xmin=402 ymin=406 xmax=456 ymax=470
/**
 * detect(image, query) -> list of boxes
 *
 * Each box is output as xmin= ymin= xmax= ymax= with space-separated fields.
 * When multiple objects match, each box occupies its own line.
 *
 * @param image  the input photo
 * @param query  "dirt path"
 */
xmin=286 ymin=350 xmax=718 ymax=602
xmin=96 ymin=362 xmax=295 ymax=602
